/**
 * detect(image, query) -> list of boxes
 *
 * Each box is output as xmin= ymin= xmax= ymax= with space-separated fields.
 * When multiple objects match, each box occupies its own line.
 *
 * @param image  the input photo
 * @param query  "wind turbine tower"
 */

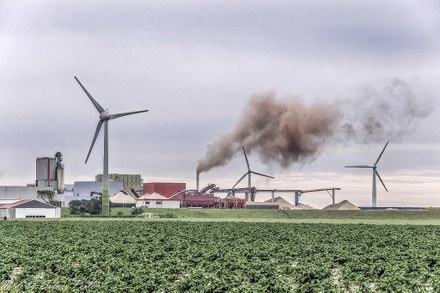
xmin=74 ymin=76 xmax=149 ymax=216
xmin=231 ymin=146 xmax=275 ymax=201
xmin=345 ymin=141 xmax=389 ymax=207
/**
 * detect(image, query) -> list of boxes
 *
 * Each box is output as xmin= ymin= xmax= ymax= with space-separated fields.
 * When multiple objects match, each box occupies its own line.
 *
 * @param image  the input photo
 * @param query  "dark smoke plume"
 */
xmin=340 ymin=79 xmax=432 ymax=142
xmin=197 ymin=79 xmax=433 ymax=174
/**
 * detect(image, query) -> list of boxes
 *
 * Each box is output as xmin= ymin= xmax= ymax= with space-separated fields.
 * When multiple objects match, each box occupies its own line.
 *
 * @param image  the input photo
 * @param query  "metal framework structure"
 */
xmin=169 ymin=183 xmax=341 ymax=208
xmin=212 ymin=186 xmax=341 ymax=206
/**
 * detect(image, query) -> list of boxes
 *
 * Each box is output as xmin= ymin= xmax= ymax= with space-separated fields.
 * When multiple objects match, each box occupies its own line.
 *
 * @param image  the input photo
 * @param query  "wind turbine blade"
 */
xmin=74 ymin=76 xmax=105 ymax=113
xmin=242 ymin=146 xmax=250 ymax=171
xmin=231 ymin=172 xmax=248 ymax=189
xmin=374 ymin=141 xmax=389 ymax=166
xmin=85 ymin=120 xmax=103 ymax=164
xmin=110 ymin=109 xmax=149 ymax=120
xmin=375 ymin=170 xmax=388 ymax=192
xmin=250 ymin=171 xmax=275 ymax=179
xmin=345 ymin=165 xmax=373 ymax=168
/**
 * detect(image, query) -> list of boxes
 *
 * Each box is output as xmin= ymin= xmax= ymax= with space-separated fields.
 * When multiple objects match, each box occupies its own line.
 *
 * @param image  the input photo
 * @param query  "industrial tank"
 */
xmin=35 ymin=152 xmax=65 ymax=193
xmin=36 ymin=157 xmax=57 ymax=186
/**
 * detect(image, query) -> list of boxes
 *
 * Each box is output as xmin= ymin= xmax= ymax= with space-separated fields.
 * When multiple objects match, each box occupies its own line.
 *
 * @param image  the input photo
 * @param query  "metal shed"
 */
xmin=0 ymin=199 xmax=61 ymax=219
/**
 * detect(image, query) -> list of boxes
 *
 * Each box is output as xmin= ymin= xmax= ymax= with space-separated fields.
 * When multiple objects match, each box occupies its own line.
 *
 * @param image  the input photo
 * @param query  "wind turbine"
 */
xmin=74 ymin=76 xmax=148 ymax=216
xmin=345 ymin=141 xmax=389 ymax=208
xmin=231 ymin=146 xmax=275 ymax=201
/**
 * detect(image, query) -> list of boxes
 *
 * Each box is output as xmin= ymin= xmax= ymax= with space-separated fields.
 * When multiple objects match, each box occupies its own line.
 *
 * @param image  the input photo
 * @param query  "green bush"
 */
xmin=131 ymin=207 xmax=144 ymax=216
xmin=68 ymin=198 xmax=102 ymax=215
xmin=158 ymin=213 xmax=177 ymax=218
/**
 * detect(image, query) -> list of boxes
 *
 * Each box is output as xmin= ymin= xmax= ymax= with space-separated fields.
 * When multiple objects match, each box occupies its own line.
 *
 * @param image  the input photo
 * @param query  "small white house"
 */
xmin=136 ymin=192 xmax=180 ymax=209
xmin=0 ymin=199 xmax=61 ymax=219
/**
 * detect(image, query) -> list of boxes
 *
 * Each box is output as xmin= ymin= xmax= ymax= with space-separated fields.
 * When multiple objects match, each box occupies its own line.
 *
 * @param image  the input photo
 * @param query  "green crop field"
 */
xmin=62 ymin=207 xmax=440 ymax=225
xmin=2 ymin=220 xmax=440 ymax=292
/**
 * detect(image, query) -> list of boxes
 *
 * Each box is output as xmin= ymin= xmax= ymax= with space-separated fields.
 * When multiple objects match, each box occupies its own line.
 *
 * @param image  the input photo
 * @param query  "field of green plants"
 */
xmin=2 ymin=220 xmax=440 ymax=292
xmin=63 ymin=207 xmax=440 ymax=223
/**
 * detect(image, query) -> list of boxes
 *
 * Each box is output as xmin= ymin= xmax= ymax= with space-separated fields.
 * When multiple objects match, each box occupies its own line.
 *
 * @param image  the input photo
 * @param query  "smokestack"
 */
xmin=196 ymin=171 xmax=199 ymax=192
xmin=197 ymin=79 xmax=433 ymax=174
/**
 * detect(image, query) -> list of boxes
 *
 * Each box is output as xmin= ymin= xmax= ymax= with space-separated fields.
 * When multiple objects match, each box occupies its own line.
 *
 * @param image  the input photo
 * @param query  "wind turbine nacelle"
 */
xmin=100 ymin=111 xmax=111 ymax=121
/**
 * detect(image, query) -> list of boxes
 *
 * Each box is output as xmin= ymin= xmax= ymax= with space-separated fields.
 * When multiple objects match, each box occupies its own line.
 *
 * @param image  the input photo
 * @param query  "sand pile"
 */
xmin=295 ymin=203 xmax=316 ymax=210
xmin=323 ymin=200 xmax=360 ymax=210
xmin=265 ymin=197 xmax=316 ymax=210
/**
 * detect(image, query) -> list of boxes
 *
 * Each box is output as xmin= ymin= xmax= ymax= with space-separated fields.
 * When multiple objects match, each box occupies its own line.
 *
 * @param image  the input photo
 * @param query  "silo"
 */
xmin=55 ymin=152 xmax=65 ymax=193
xmin=56 ymin=166 xmax=65 ymax=192
xmin=36 ymin=157 xmax=57 ymax=187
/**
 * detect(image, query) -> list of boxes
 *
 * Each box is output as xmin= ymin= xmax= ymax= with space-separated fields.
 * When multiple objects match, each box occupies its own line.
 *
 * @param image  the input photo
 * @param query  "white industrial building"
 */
xmin=96 ymin=173 xmax=143 ymax=195
xmin=0 ymin=199 xmax=61 ymax=219
xmin=64 ymin=181 xmax=124 ymax=206
xmin=136 ymin=192 xmax=180 ymax=209
xmin=0 ymin=186 xmax=60 ymax=200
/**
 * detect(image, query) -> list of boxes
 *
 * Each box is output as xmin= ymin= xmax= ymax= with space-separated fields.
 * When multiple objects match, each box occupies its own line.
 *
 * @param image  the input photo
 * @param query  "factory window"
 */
xmin=156 ymin=202 xmax=163 ymax=205
xmin=26 ymin=215 xmax=46 ymax=218
xmin=144 ymin=201 xmax=150 ymax=205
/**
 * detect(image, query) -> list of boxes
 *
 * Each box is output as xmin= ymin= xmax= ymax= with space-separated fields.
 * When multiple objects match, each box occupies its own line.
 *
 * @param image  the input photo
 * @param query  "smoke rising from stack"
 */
xmin=197 ymin=78 xmax=433 ymax=174
xmin=340 ymin=79 xmax=432 ymax=142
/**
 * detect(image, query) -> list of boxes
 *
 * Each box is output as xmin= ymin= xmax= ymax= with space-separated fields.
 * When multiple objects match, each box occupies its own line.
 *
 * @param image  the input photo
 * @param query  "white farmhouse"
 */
xmin=0 ymin=199 xmax=61 ymax=219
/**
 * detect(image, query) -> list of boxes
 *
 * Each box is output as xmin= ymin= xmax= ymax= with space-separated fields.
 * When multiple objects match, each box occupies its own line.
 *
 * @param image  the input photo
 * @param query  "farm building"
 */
xmin=136 ymin=192 xmax=180 ymax=209
xmin=110 ymin=192 xmax=136 ymax=208
xmin=0 ymin=199 xmax=61 ymax=219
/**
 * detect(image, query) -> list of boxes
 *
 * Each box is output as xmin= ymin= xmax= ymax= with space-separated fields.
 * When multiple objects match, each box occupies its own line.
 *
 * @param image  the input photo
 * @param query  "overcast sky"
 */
xmin=1 ymin=1 xmax=440 ymax=208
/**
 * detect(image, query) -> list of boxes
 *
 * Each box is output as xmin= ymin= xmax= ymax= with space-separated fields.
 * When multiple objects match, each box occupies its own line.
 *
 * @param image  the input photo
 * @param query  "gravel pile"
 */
xmin=265 ymin=197 xmax=316 ymax=210
xmin=323 ymin=200 xmax=360 ymax=210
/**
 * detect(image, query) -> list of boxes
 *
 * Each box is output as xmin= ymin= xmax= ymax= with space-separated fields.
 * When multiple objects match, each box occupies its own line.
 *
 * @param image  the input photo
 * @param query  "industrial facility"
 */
xmin=63 ymin=180 xmax=124 ymax=206
xmin=96 ymin=173 xmax=143 ymax=195
xmin=35 ymin=152 xmax=64 ymax=193
xmin=0 ymin=148 xmax=344 ymax=212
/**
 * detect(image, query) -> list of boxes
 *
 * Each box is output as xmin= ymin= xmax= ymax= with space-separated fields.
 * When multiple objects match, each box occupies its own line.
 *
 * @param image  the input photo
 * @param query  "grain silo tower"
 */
xmin=36 ymin=152 xmax=65 ymax=193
